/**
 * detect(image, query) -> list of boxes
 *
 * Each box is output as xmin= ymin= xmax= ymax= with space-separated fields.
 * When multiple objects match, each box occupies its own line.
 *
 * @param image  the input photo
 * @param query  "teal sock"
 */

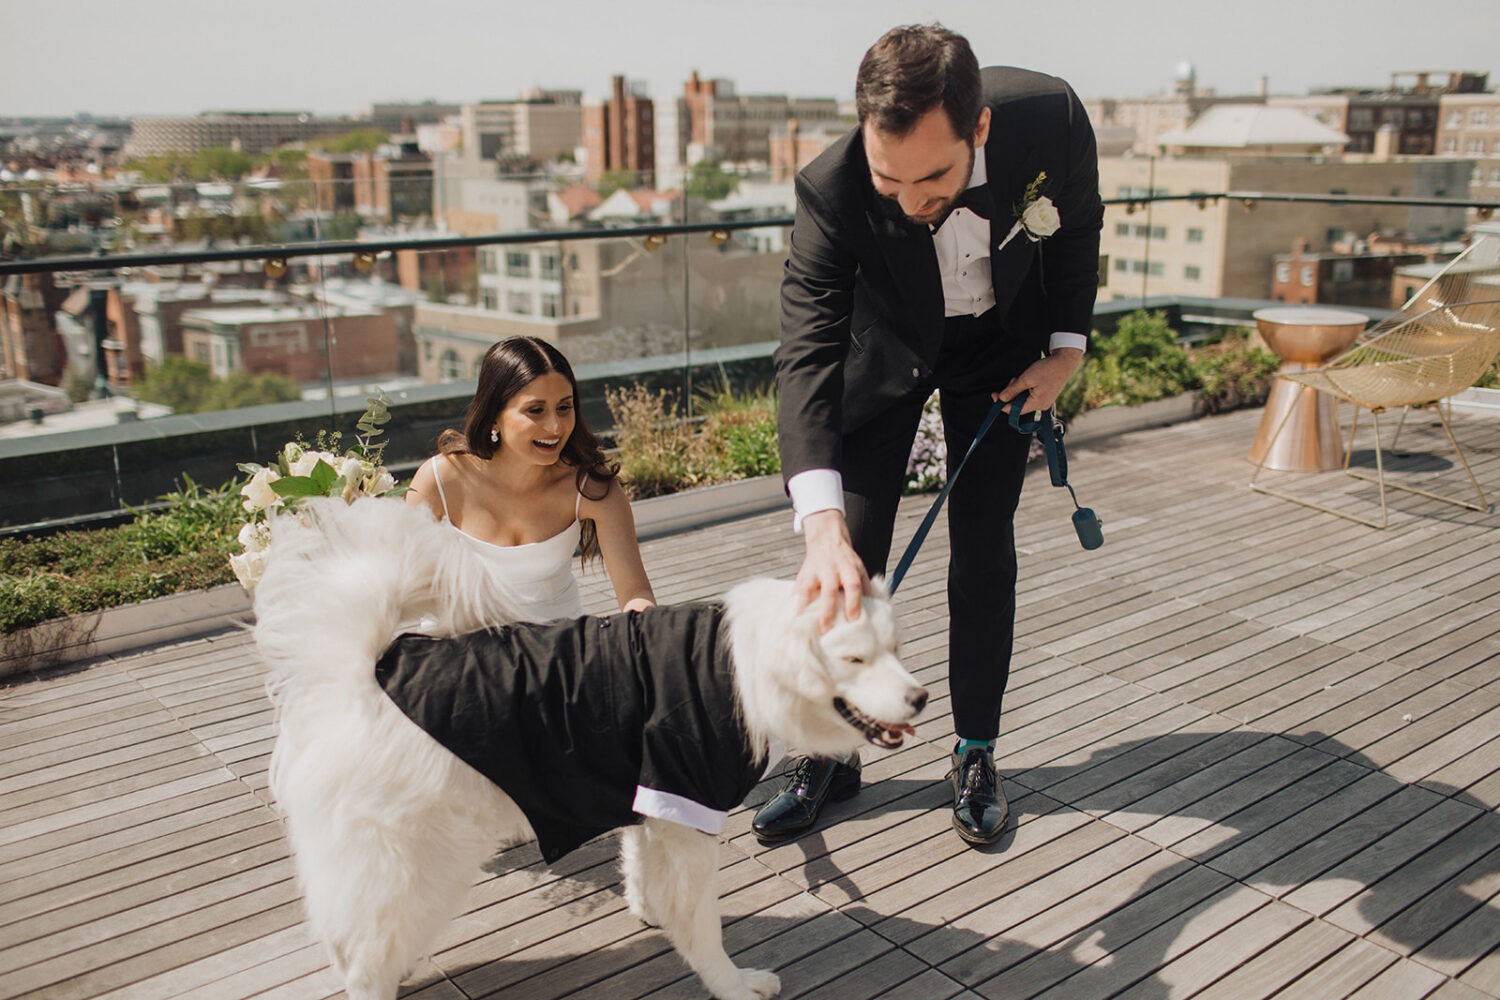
xmin=955 ymin=738 xmax=994 ymax=755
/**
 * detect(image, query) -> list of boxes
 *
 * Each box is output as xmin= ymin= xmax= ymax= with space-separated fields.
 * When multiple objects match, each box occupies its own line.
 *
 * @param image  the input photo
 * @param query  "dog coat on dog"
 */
xmin=375 ymin=603 xmax=768 ymax=862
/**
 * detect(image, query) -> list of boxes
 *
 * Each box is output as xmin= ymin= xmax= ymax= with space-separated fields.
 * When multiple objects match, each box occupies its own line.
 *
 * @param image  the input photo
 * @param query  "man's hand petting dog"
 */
xmin=796 ymin=509 xmax=869 ymax=632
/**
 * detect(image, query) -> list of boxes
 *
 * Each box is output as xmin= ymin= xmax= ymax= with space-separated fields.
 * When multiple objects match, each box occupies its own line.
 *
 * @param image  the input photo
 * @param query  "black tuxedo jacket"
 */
xmin=775 ymin=66 xmax=1104 ymax=482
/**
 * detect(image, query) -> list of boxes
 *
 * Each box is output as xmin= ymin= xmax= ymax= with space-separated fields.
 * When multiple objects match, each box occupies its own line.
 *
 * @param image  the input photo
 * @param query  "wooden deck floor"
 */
xmin=4 ymin=406 xmax=1500 ymax=1000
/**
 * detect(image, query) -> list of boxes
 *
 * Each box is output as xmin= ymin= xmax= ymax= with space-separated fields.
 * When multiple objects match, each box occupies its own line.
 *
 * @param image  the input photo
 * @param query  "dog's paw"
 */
xmin=626 ymin=898 xmax=659 ymax=928
xmin=725 ymin=967 xmax=780 ymax=999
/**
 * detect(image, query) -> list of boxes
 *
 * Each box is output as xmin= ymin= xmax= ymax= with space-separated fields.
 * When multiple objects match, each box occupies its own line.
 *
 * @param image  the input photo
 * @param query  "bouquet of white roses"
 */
xmin=230 ymin=394 xmax=404 ymax=590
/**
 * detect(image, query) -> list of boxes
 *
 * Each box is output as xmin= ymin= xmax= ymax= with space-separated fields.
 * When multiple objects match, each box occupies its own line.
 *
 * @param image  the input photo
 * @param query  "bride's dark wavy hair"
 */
xmin=437 ymin=336 xmax=617 ymax=563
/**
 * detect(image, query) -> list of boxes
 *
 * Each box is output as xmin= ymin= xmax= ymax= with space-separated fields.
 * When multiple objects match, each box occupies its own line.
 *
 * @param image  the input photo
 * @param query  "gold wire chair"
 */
xmin=1249 ymin=296 xmax=1500 ymax=528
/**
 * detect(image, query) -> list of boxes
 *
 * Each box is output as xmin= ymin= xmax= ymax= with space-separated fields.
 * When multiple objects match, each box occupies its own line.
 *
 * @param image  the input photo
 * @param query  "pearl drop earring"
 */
xmin=490 ymin=428 xmax=499 ymax=444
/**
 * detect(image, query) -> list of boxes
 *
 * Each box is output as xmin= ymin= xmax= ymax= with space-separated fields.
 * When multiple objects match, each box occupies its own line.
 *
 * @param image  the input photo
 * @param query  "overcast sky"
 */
xmin=3 ymin=0 xmax=1497 ymax=119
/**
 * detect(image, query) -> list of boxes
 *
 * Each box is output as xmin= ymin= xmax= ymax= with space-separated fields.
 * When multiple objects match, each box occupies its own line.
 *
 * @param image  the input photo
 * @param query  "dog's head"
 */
xmin=726 ymin=577 xmax=928 ymax=760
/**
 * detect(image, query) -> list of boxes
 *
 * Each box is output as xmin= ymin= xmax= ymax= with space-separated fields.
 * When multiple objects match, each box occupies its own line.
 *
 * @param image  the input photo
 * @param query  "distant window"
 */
xmin=1300 ymin=265 xmax=1315 ymax=287
xmin=1490 ymin=167 xmax=1500 ymax=185
xmin=1327 ymin=227 xmax=1343 ymax=244
xmin=1115 ymin=222 xmax=1130 ymax=237
xmin=507 ymin=291 xmax=532 ymax=315
xmin=540 ymin=291 xmax=560 ymax=317
xmin=1114 ymin=258 xmax=1128 ymax=272
xmin=482 ymin=289 xmax=498 ymax=310
xmin=1276 ymin=262 xmax=1291 ymax=283
xmin=439 ymin=349 xmax=463 ymax=381
xmin=1186 ymin=227 xmax=1204 ymax=244
xmin=1147 ymin=261 xmax=1164 ymax=277
xmin=1333 ymin=261 xmax=1353 ymax=283
xmin=1447 ymin=110 xmax=1463 ymax=128
xmin=505 ymin=251 xmax=531 ymax=277
xmin=1443 ymin=137 xmax=1459 ymax=153
xmin=1471 ymin=109 xmax=1490 ymax=127
xmin=539 ymin=253 xmax=560 ymax=280
xmin=1184 ymin=265 xmax=1201 ymax=281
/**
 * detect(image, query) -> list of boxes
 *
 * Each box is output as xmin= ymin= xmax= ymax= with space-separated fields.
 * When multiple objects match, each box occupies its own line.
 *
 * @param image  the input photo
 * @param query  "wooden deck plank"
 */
xmin=3 ymin=407 xmax=1499 ymax=998
xmin=1111 ymin=898 xmax=1312 ymax=998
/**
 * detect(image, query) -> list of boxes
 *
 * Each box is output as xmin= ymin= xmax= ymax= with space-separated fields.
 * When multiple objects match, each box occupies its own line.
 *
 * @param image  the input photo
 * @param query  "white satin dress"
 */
xmin=426 ymin=457 xmax=585 ymax=623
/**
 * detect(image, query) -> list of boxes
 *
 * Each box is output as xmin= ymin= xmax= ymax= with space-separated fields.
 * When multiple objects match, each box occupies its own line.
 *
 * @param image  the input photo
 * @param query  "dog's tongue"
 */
xmin=892 ymin=723 xmax=916 ymax=737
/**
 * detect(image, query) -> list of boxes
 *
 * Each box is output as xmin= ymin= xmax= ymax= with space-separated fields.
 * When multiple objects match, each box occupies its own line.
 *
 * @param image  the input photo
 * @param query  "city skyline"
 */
xmin=3 ymin=0 xmax=1499 ymax=120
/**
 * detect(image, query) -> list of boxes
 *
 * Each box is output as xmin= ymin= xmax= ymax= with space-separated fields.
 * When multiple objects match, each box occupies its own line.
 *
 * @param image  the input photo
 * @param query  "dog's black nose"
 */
xmin=909 ymin=689 xmax=929 ymax=714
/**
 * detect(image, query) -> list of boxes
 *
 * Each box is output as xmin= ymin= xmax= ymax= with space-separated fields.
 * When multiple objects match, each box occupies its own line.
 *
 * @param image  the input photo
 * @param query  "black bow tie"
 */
xmin=946 ymin=184 xmax=994 ymax=223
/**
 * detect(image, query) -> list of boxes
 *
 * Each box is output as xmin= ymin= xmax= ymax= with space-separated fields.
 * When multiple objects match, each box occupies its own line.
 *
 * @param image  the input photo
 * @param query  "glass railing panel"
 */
xmin=4 ymin=188 xmax=1496 ymax=531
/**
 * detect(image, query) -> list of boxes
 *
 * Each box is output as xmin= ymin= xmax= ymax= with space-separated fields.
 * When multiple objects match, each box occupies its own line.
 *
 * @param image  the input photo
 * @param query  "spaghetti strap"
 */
xmin=431 ymin=457 xmax=452 ymax=522
xmin=574 ymin=487 xmax=584 ymax=522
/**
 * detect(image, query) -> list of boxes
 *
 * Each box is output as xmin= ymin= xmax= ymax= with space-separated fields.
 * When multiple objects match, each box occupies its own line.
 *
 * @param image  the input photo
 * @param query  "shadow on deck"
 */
xmin=2 ymin=407 xmax=1498 ymax=999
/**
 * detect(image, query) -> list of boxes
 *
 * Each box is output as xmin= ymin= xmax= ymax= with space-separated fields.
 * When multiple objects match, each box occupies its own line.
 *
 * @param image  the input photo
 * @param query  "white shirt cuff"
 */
xmin=1049 ymin=332 xmax=1088 ymax=353
xmin=787 ymin=469 xmax=844 ymax=533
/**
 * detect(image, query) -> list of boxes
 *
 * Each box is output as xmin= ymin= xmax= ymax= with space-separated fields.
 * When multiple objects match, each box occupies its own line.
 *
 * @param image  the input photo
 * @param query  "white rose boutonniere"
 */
xmin=995 ymin=170 xmax=1061 ymax=253
xmin=1016 ymin=171 xmax=1059 ymax=242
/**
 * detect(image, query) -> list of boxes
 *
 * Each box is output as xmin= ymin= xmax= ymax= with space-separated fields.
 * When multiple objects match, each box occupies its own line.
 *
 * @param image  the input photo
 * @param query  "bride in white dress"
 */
xmin=405 ymin=337 xmax=655 ymax=621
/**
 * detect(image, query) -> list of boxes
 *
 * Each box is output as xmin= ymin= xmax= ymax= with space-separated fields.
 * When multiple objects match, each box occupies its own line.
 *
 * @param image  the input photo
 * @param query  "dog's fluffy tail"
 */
xmin=251 ymin=497 xmax=520 ymax=697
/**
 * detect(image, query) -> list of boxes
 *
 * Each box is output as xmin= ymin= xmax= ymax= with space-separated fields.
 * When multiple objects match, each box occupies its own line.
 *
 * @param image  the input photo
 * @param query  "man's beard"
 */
xmin=881 ymin=142 xmax=978 ymax=227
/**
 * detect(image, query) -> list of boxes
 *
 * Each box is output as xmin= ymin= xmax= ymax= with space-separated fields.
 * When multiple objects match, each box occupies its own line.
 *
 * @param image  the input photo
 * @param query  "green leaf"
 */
xmin=309 ymin=459 xmax=338 ymax=492
xmin=237 ymin=463 xmax=263 ymax=477
xmin=270 ymin=475 xmax=325 ymax=498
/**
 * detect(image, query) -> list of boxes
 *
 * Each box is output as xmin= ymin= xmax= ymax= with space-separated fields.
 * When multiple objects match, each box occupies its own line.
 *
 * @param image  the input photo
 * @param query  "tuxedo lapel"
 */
xmin=985 ymin=140 xmax=1044 ymax=315
xmin=865 ymin=202 xmax=944 ymax=349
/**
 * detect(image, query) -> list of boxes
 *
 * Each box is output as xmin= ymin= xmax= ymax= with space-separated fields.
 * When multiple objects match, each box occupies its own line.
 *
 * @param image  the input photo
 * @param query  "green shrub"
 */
xmin=605 ymin=384 xmax=700 ymax=499
xmin=1056 ymin=309 xmax=1195 ymax=421
xmin=1191 ymin=329 xmax=1281 ymax=414
xmin=605 ymin=382 xmax=782 ymax=497
xmin=691 ymin=384 xmax=780 ymax=481
xmin=0 ymin=478 xmax=241 ymax=633
xmin=1057 ymin=311 xmax=1280 ymax=421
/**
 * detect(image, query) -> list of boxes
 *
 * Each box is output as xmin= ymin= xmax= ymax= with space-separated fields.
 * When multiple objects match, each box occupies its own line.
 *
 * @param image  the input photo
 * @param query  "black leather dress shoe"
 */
xmin=950 ymin=746 xmax=1009 ymax=845
xmin=751 ymin=755 xmax=861 ymax=842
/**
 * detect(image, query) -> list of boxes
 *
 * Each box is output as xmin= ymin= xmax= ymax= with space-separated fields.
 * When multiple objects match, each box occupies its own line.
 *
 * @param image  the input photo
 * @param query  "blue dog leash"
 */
xmin=887 ymin=391 xmax=1102 ymax=596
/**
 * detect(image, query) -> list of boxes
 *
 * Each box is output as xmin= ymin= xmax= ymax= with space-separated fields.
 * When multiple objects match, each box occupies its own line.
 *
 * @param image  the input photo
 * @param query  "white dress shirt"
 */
xmin=788 ymin=146 xmax=1087 ymax=529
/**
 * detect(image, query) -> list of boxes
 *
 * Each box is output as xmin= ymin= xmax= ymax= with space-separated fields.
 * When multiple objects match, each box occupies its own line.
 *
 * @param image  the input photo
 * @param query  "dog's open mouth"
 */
xmin=834 ymin=698 xmax=916 ymax=750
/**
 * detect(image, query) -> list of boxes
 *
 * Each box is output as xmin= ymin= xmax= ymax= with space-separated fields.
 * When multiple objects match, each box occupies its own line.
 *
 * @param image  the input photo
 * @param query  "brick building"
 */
xmin=0 ymin=272 xmax=68 ymax=384
xmin=179 ymin=304 xmax=402 ymax=383
xmin=583 ymin=76 xmax=655 ymax=186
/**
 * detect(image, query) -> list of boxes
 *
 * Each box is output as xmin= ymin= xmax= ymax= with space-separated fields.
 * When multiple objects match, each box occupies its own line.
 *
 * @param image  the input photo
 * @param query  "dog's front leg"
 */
xmin=630 ymin=818 xmax=780 ymax=1000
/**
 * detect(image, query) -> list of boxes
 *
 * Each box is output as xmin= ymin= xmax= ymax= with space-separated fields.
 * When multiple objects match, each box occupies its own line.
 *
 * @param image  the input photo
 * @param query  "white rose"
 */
xmin=281 ymin=441 xmax=304 ymax=466
xmin=1021 ymin=195 xmax=1060 ymax=239
xmin=230 ymin=546 xmax=269 ymax=590
xmin=337 ymin=454 xmax=370 ymax=482
xmin=235 ymin=520 xmax=271 ymax=551
xmin=336 ymin=455 xmax=371 ymax=500
xmin=367 ymin=469 xmax=396 ymax=496
xmin=288 ymin=450 xmax=331 ymax=478
xmin=240 ymin=467 xmax=282 ymax=513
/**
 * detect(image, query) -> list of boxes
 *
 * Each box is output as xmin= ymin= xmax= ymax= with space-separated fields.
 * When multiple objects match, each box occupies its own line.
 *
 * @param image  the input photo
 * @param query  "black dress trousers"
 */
xmin=840 ymin=309 xmax=1037 ymax=741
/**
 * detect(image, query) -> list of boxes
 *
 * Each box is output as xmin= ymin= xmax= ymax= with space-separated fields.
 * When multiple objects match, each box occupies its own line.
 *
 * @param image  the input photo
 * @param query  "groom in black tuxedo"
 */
xmin=755 ymin=23 xmax=1103 ymax=846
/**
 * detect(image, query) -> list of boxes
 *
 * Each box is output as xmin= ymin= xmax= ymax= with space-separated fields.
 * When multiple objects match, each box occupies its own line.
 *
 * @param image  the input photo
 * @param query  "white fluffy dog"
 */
xmin=251 ymin=498 xmax=926 ymax=1000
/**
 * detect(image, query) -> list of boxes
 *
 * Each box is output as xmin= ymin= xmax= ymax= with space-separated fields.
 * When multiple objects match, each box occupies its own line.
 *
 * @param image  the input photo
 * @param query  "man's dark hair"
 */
xmin=855 ymin=23 xmax=982 ymax=141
